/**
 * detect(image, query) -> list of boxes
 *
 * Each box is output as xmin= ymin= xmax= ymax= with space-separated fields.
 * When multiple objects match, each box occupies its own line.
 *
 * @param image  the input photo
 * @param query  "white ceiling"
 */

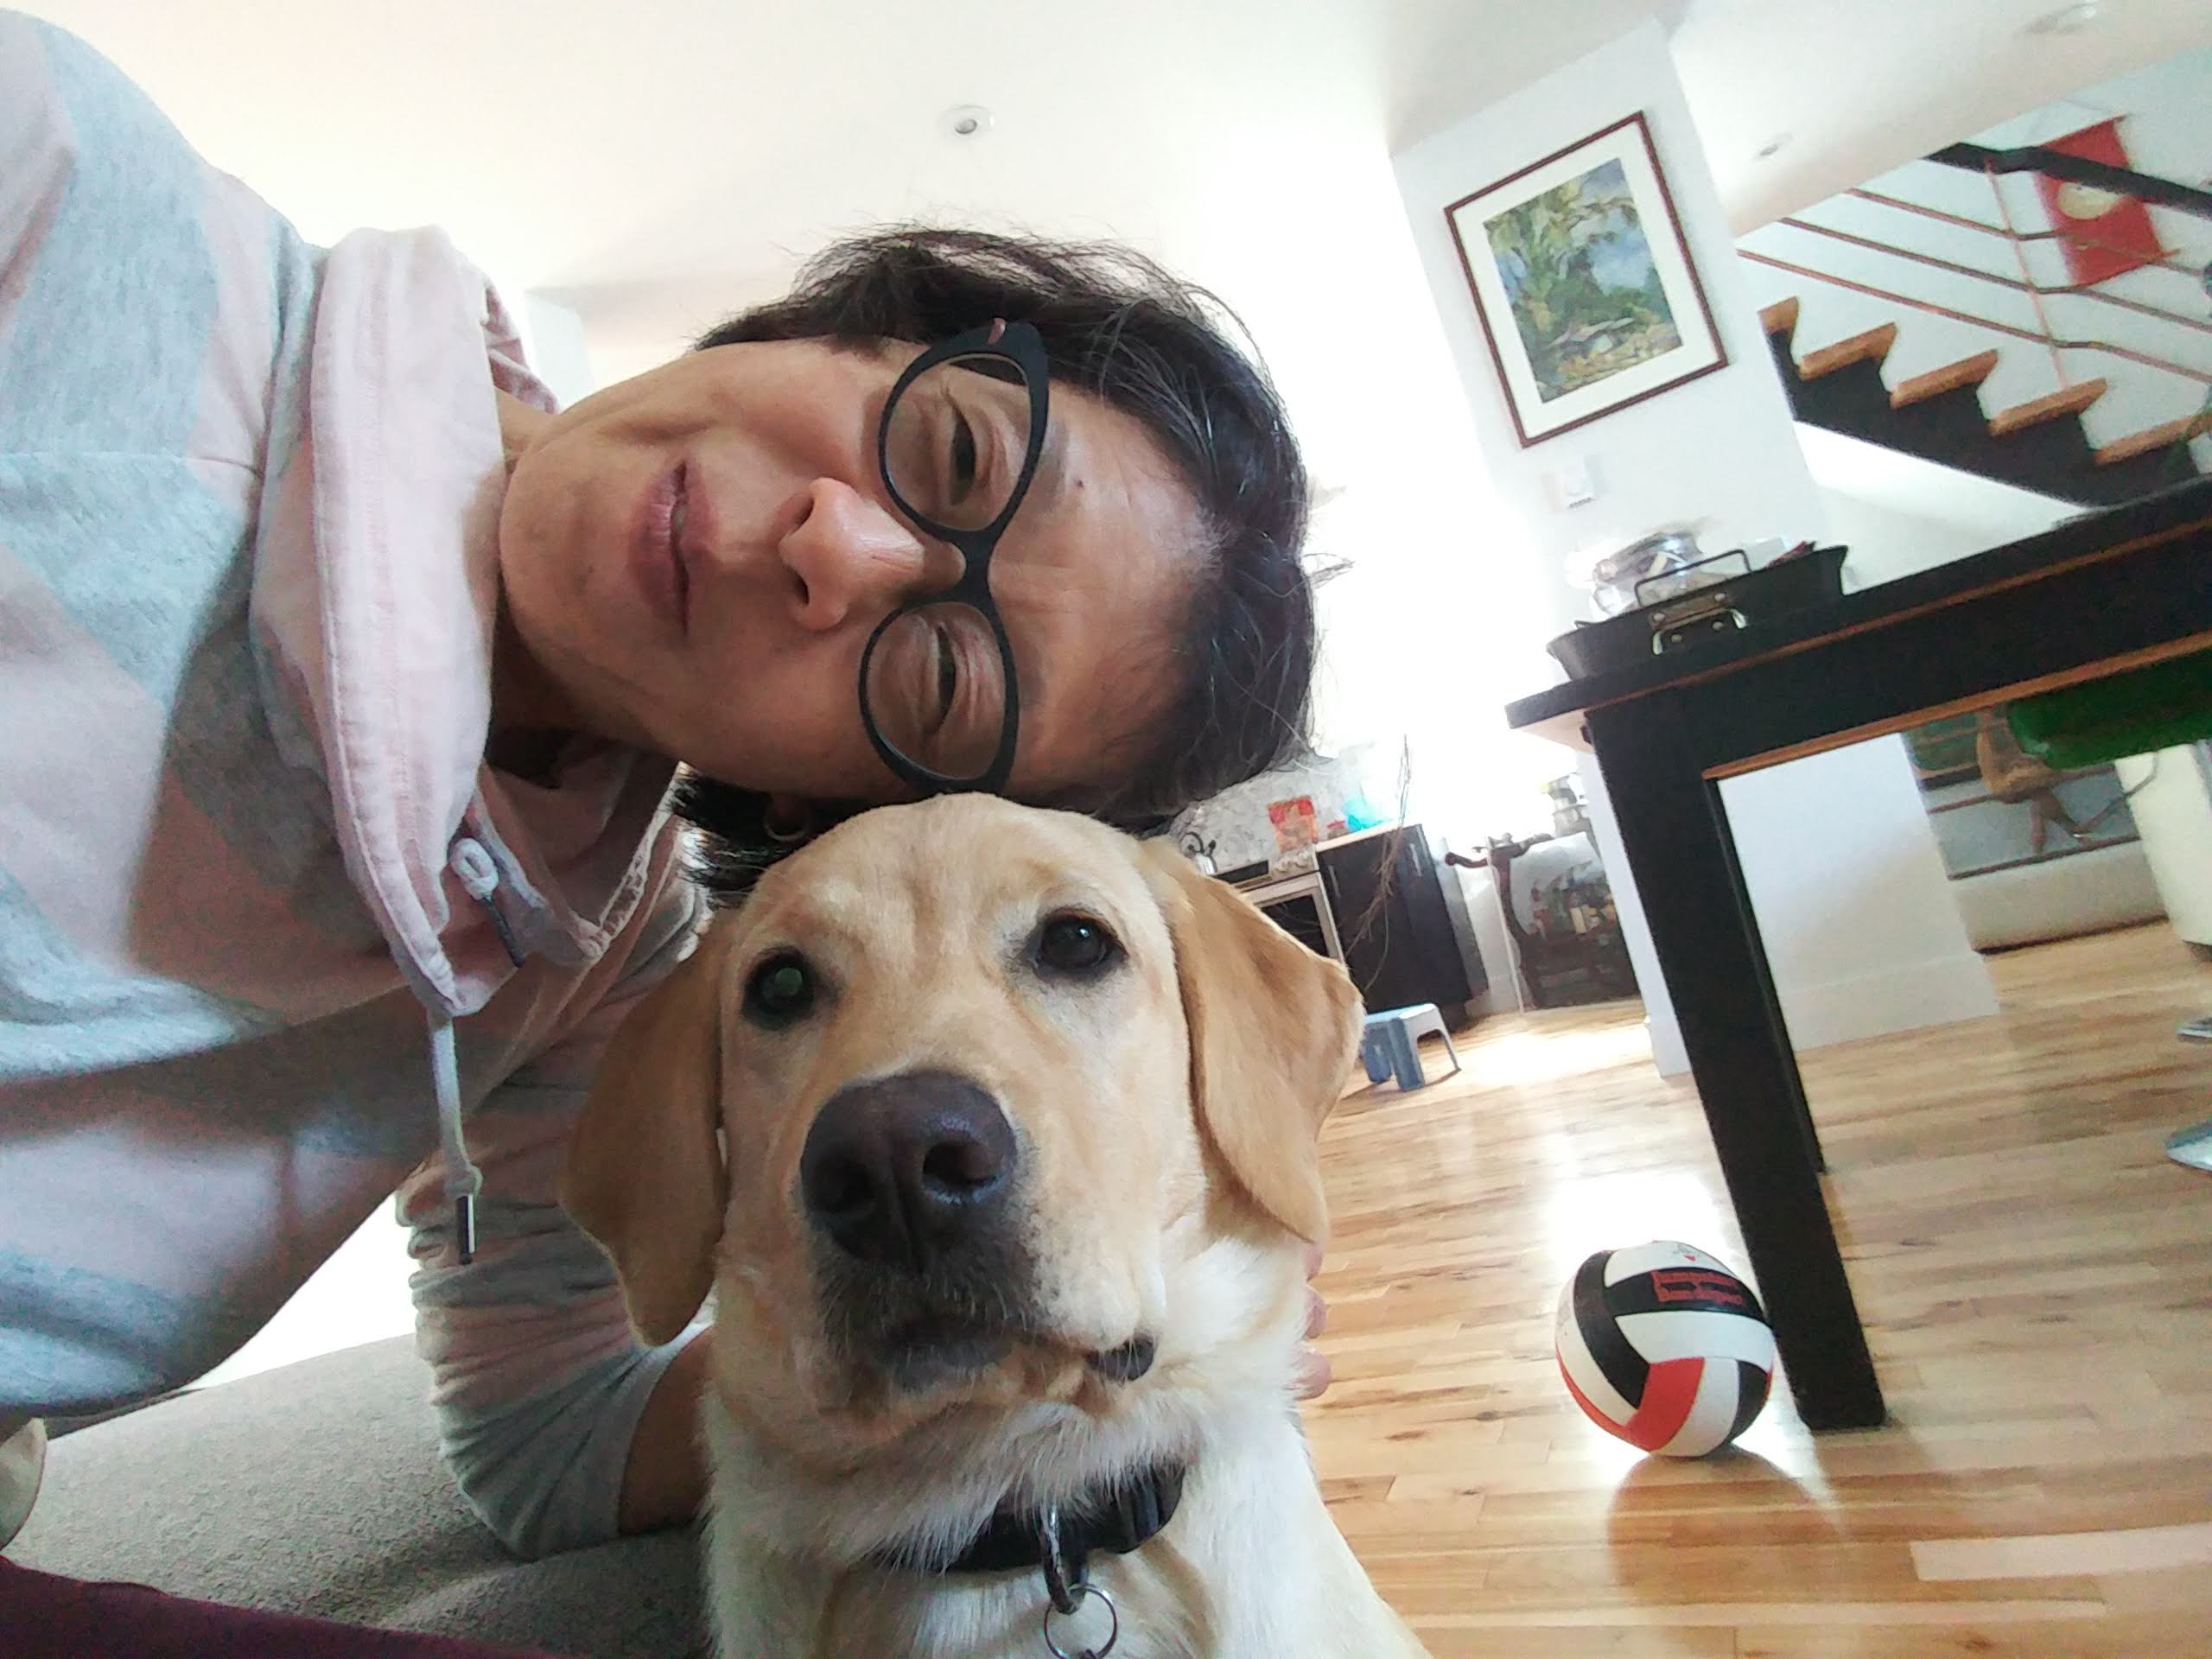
xmin=28 ymin=0 xmax=2211 ymax=378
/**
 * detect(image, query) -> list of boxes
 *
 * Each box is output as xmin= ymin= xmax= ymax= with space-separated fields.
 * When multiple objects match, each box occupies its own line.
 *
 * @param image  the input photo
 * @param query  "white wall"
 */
xmin=1393 ymin=22 xmax=1996 ymax=1073
xmin=2118 ymin=745 xmax=2212 ymax=950
xmin=517 ymin=293 xmax=598 ymax=410
xmin=193 ymin=1211 xmax=414 ymax=1390
xmin=1800 ymin=424 xmax=2076 ymax=588
xmin=1819 ymin=483 xmax=2056 ymax=589
xmin=1165 ymin=128 xmax=1547 ymax=843
xmin=1716 ymin=748 xmax=2005 ymax=1046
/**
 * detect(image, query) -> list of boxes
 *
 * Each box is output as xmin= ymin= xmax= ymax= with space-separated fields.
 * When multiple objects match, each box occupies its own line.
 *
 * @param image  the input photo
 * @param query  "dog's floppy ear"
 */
xmin=1145 ymin=844 xmax=1363 ymax=1243
xmin=563 ymin=921 xmax=736 ymax=1344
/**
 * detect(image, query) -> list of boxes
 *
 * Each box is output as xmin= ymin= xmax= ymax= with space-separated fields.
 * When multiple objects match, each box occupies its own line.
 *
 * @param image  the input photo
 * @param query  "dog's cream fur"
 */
xmin=565 ymin=798 xmax=1433 ymax=1658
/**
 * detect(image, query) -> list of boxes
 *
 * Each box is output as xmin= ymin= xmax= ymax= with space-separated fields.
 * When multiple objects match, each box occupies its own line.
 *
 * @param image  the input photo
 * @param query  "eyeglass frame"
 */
xmin=858 ymin=317 xmax=1052 ymax=797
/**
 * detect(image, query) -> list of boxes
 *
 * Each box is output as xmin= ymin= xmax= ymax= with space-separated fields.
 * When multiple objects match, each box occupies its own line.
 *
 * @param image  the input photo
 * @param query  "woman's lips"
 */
xmin=631 ymin=461 xmax=691 ymax=633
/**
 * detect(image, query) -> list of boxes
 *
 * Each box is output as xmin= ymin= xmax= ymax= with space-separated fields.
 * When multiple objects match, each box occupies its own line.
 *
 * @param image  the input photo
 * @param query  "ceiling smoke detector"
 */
xmin=2028 ymin=2 xmax=2105 ymax=35
xmin=939 ymin=105 xmax=994 ymax=141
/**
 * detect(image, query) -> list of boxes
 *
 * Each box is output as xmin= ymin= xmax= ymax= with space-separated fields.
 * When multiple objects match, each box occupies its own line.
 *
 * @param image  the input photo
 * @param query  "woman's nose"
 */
xmin=776 ymin=478 xmax=945 ymax=632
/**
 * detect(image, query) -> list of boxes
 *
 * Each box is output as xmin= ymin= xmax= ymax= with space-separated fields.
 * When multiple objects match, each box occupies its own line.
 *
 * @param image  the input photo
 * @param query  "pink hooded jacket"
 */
xmin=0 ymin=12 xmax=706 ymax=1556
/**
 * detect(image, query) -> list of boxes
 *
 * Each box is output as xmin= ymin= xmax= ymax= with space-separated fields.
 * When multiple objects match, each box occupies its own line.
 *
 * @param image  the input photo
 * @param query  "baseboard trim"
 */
xmin=1777 ymin=952 xmax=1998 ymax=1051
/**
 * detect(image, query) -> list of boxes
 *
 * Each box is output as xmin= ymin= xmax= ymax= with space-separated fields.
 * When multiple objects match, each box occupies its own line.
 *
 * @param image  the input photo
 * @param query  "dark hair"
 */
xmin=674 ymin=226 xmax=1318 ymax=901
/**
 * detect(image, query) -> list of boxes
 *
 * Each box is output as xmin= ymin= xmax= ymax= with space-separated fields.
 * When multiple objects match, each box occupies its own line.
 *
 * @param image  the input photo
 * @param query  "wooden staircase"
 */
xmin=1760 ymin=297 xmax=2208 ymax=506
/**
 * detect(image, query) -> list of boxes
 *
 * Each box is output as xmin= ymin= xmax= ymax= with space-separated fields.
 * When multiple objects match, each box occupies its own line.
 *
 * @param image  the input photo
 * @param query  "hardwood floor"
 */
xmin=1306 ymin=923 xmax=2212 ymax=1656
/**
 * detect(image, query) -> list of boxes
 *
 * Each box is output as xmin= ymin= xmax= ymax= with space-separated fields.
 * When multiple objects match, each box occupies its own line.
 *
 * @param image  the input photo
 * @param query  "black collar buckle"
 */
xmin=929 ymin=1460 xmax=1185 ymax=1583
xmin=873 ymin=1461 xmax=1185 ymax=1658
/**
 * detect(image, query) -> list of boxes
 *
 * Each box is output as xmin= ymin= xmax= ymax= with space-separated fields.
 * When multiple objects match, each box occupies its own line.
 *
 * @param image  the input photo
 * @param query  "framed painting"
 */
xmin=1445 ymin=112 xmax=1726 ymax=446
xmin=1267 ymin=795 xmax=1319 ymax=861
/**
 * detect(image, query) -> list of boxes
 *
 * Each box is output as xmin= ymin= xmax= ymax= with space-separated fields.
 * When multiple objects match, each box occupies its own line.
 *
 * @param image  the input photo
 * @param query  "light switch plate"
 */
xmin=1548 ymin=455 xmax=1600 ymax=509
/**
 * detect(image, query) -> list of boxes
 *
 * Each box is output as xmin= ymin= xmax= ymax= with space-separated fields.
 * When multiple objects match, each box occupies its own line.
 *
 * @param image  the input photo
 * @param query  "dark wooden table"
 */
xmin=1504 ymin=476 xmax=2212 ymax=1429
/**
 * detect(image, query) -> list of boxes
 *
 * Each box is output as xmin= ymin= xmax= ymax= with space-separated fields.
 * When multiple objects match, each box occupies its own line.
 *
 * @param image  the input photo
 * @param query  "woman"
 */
xmin=0 ymin=4 xmax=1325 ymax=1602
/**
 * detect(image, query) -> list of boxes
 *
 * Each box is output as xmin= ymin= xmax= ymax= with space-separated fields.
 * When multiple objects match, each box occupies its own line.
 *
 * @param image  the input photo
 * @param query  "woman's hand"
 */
xmin=1294 ymin=1239 xmax=1332 ymax=1402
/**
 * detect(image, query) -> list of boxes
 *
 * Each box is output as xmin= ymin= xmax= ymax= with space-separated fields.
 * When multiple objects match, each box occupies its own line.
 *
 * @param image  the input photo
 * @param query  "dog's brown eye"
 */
xmin=1034 ymin=912 xmax=1121 ymax=976
xmin=745 ymin=952 xmax=816 ymax=1027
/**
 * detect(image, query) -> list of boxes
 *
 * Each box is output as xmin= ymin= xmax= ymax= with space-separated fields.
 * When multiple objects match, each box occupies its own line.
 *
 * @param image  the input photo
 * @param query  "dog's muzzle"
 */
xmin=802 ymin=1070 xmax=1039 ymax=1389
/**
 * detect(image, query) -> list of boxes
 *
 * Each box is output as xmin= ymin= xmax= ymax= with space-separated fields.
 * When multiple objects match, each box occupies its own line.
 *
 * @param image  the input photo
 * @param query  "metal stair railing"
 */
xmin=1742 ymin=138 xmax=2212 ymax=404
xmin=1926 ymin=141 xmax=2212 ymax=220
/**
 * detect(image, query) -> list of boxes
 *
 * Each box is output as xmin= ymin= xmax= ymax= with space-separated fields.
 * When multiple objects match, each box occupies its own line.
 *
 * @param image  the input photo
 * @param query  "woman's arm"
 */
xmin=400 ymin=877 xmax=714 ymax=1558
xmin=617 ymin=1325 xmax=711 ymax=1532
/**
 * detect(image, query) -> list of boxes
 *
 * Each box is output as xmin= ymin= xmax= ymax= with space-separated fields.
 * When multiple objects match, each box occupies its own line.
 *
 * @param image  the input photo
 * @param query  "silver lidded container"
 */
xmin=1587 ymin=528 xmax=1715 ymax=617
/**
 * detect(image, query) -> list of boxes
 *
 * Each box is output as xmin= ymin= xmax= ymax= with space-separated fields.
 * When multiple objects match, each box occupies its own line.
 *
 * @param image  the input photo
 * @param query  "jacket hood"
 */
xmin=251 ymin=226 xmax=676 ymax=1021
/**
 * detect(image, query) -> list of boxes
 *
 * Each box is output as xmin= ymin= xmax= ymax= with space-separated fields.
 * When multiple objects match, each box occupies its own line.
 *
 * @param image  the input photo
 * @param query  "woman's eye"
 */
xmin=744 ymin=952 xmax=817 ymax=1027
xmin=1034 ymin=913 xmax=1122 ymax=976
xmin=930 ymin=623 xmax=959 ymax=733
xmin=945 ymin=408 xmax=979 ymax=505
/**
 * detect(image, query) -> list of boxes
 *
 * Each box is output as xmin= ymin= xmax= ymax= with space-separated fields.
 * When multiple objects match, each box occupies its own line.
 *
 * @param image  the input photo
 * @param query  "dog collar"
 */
xmin=880 ymin=1461 xmax=1187 ymax=1580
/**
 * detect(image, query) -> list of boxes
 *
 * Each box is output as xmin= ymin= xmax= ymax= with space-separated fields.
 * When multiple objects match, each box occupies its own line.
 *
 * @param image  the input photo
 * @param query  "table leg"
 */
xmin=1588 ymin=697 xmax=1885 ymax=1430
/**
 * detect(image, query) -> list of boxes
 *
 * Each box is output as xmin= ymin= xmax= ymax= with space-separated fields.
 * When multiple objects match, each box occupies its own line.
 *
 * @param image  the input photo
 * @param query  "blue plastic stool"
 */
xmin=1359 ymin=1003 xmax=1462 ymax=1091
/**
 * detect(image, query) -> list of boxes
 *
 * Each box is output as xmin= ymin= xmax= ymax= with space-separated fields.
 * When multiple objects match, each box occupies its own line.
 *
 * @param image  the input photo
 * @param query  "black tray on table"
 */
xmin=1548 ymin=543 xmax=1849 ymax=679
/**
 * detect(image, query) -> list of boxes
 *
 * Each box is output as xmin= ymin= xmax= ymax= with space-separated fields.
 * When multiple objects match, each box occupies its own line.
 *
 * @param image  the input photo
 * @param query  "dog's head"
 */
xmin=563 ymin=797 xmax=1361 ymax=1478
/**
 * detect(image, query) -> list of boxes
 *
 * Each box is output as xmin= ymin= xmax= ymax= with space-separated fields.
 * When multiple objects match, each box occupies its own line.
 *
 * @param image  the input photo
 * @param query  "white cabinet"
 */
xmin=2116 ymin=744 xmax=2212 ymax=950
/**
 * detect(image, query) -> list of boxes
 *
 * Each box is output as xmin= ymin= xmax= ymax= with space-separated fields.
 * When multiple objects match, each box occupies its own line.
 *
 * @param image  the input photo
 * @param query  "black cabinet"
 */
xmin=1261 ymin=892 xmax=1334 ymax=961
xmin=1316 ymin=825 xmax=1484 ymax=1027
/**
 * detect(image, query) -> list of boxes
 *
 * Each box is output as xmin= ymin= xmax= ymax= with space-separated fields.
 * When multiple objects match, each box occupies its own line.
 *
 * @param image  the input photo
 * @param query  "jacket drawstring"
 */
xmin=428 ymin=1010 xmax=483 ymax=1264
xmin=423 ymin=836 xmax=523 ymax=1267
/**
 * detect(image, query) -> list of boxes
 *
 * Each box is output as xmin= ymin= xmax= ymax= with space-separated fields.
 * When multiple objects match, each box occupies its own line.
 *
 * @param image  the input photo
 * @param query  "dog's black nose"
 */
xmin=800 ymin=1071 xmax=1018 ymax=1271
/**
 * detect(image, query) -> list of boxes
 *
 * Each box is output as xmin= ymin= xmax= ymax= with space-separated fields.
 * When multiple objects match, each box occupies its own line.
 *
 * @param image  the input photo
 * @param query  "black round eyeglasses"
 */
xmin=858 ymin=318 xmax=1051 ymax=796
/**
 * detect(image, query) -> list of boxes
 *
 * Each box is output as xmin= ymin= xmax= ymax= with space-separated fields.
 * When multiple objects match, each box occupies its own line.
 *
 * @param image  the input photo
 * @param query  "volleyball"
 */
xmin=1555 ymin=1241 xmax=1776 ymax=1457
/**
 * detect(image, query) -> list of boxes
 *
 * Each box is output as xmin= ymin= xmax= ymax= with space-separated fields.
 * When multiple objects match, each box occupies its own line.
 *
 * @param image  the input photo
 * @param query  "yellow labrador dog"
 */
xmin=565 ymin=797 xmax=1431 ymax=1659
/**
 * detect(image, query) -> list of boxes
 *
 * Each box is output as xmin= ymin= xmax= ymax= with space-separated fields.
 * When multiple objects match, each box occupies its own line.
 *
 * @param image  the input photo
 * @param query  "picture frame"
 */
xmin=1445 ymin=111 xmax=1726 ymax=447
xmin=1267 ymin=795 xmax=1319 ymax=861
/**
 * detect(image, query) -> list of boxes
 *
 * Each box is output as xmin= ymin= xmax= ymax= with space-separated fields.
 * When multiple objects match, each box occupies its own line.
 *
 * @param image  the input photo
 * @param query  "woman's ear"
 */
xmin=1142 ymin=843 xmax=1363 ymax=1243
xmin=563 ymin=923 xmax=737 ymax=1344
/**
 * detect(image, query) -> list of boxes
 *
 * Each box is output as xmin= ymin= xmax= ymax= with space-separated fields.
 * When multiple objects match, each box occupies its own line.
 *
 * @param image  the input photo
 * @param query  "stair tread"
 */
xmin=1798 ymin=322 xmax=1897 ymax=381
xmin=1759 ymin=297 xmax=1800 ymax=336
xmin=1988 ymin=378 xmax=2108 ymax=437
xmin=2094 ymin=414 xmax=2209 ymax=466
xmin=1891 ymin=350 xmax=2001 ymax=410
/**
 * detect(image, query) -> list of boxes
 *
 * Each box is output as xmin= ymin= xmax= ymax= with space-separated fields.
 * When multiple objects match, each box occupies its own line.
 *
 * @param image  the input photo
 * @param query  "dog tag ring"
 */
xmin=1040 ymin=1580 xmax=1118 ymax=1659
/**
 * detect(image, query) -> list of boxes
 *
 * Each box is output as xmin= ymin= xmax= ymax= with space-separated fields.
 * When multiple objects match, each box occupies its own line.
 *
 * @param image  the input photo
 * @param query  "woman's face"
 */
xmin=495 ymin=338 xmax=1203 ymax=804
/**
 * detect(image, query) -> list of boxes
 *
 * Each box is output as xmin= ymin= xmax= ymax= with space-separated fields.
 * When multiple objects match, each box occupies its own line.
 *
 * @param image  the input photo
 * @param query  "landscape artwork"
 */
xmin=1446 ymin=113 xmax=1726 ymax=446
xmin=1482 ymin=158 xmax=1681 ymax=403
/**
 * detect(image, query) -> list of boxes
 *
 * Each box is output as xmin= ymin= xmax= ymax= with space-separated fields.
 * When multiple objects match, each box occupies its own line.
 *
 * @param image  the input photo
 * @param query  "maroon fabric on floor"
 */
xmin=0 ymin=1558 xmax=564 ymax=1659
